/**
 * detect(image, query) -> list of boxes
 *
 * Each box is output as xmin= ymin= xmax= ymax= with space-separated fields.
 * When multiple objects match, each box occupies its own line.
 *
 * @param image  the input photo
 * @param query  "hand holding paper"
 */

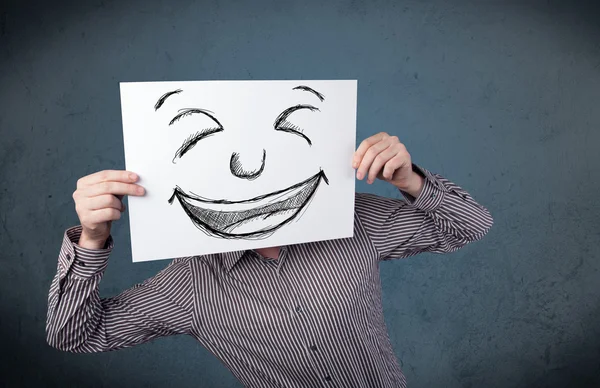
xmin=73 ymin=170 xmax=145 ymax=249
xmin=353 ymin=132 xmax=424 ymax=197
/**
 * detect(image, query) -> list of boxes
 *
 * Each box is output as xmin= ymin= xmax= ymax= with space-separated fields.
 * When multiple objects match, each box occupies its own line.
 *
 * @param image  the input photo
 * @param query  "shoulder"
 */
xmin=167 ymin=256 xmax=197 ymax=269
xmin=168 ymin=255 xmax=213 ymax=272
xmin=354 ymin=191 xmax=407 ymax=214
xmin=171 ymin=253 xmax=230 ymax=275
xmin=154 ymin=256 xmax=200 ymax=280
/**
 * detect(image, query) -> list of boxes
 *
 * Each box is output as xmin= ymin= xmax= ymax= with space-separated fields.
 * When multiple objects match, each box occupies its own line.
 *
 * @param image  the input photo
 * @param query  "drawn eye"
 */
xmin=274 ymin=104 xmax=319 ymax=146
xmin=170 ymin=108 xmax=224 ymax=163
xmin=173 ymin=128 xmax=223 ymax=163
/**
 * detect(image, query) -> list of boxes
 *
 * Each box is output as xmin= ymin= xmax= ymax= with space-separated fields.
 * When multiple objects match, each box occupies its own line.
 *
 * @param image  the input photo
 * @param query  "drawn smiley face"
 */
xmin=154 ymin=85 xmax=329 ymax=240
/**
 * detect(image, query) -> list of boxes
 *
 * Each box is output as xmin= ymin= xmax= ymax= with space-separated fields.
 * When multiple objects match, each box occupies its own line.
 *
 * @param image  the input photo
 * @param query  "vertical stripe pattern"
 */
xmin=46 ymin=165 xmax=493 ymax=387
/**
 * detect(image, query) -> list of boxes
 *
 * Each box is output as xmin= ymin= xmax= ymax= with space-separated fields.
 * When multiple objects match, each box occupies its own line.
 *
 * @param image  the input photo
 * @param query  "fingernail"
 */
xmin=137 ymin=187 xmax=145 ymax=194
xmin=129 ymin=173 xmax=138 ymax=181
xmin=356 ymin=172 xmax=362 ymax=180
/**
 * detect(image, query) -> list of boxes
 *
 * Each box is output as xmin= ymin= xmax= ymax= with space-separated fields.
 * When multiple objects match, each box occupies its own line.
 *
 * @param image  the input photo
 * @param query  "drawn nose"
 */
xmin=230 ymin=149 xmax=266 ymax=180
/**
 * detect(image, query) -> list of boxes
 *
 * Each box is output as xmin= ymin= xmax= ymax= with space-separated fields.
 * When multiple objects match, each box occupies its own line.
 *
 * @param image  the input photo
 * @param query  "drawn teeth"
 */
xmin=171 ymin=171 xmax=327 ymax=239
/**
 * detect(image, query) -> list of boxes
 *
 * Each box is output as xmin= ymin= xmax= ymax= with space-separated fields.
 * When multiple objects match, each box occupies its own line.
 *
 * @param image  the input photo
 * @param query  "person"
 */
xmin=46 ymin=132 xmax=493 ymax=387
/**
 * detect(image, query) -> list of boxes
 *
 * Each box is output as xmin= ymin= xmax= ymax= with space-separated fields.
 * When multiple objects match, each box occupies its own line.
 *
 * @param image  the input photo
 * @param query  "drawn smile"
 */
xmin=168 ymin=171 xmax=329 ymax=239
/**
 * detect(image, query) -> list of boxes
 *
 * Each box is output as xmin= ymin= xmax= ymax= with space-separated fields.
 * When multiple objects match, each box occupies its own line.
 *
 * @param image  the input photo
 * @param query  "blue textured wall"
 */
xmin=1 ymin=0 xmax=599 ymax=387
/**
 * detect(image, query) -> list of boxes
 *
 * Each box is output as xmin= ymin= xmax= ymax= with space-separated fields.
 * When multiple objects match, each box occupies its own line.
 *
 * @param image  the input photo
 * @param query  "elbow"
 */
xmin=46 ymin=325 xmax=70 ymax=352
xmin=436 ymin=210 xmax=494 ymax=254
xmin=46 ymin=312 xmax=73 ymax=352
xmin=46 ymin=314 xmax=61 ymax=350
xmin=452 ymin=211 xmax=494 ymax=248
xmin=467 ymin=209 xmax=494 ymax=243
xmin=46 ymin=324 xmax=85 ymax=353
xmin=479 ymin=208 xmax=494 ymax=239
xmin=46 ymin=327 xmax=66 ymax=352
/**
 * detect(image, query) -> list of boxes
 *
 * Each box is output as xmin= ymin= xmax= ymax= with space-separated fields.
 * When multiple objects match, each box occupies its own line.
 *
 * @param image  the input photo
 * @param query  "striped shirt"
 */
xmin=46 ymin=165 xmax=493 ymax=387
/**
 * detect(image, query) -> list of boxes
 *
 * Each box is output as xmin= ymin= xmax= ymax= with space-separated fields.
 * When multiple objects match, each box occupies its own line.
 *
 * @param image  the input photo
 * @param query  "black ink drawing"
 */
xmin=230 ymin=149 xmax=266 ymax=180
xmin=168 ymin=170 xmax=329 ymax=239
xmin=292 ymin=85 xmax=325 ymax=102
xmin=157 ymin=85 xmax=329 ymax=239
xmin=274 ymin=104 xmax=319 ymax=146
xmin=169 ymin=108 xmax=224 ymax=163
xmin=154 ymin=89 xmax=182 ymax=110
xmin=173 ymin=127 xmax=224 ymax=163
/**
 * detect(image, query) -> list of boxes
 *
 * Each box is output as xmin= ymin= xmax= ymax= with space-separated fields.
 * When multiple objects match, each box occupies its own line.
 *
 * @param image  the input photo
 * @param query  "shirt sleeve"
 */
xmin=46 ymin=226 xmax=194 ymax=353
xmin=354 ymin=164 xmax=494 ymax=261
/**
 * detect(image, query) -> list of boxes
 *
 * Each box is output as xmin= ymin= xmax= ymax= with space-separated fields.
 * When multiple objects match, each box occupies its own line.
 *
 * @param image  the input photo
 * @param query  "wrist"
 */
xmin=396 ymin=172 xmax=425 ymax=197
xmin=78 ymin=231 xmax=107 ymax=250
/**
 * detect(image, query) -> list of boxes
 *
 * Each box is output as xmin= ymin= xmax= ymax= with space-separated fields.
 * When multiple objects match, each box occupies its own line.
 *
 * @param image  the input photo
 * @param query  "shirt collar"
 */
xmin=222 ymin=246 xmax=290 ymax=274
xmin=222 ymin=250 xmax=246 ymax=274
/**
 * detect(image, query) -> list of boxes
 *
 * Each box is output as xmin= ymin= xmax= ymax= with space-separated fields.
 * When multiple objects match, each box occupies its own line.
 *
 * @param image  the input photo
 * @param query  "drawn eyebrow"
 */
xmin=169 ymin=108 xmax=224 ymax=127
xmin=154 ymin=89 xmax=183 ymax=111
xmin=292 ymin=86 xmax=325 ymax=102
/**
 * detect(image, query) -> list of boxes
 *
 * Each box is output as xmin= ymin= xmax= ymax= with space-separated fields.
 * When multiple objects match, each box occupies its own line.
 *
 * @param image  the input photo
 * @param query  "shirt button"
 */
xmin=295 ymin=305 xmax=303 ymax=313
xmin=325 ymin=376 xmax=332 ymax=382
xmin=430 ymin=193 xmax=436 ymax=199
xmin=310 ymin=345 xmax=317 ymax=352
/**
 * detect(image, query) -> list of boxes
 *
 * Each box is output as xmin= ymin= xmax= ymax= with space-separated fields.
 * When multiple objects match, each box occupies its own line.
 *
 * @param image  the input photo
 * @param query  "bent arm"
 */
xmin=355 ymin=164 xmax=494 ymax=260
xmin=46 ymin=227 xmax=193 ymax=353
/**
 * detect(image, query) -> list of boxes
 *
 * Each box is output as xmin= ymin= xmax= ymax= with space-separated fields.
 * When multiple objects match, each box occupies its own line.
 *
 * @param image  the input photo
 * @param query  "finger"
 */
xmin=85 ymin=194 xmax=125 ymax=211
xmin=382 ymin=151 xmax=411 ymax=180
xmin=87 ymin=208 xmax=123 ymax=224
xmin=77 ymin=170 xmax=138 ymax=189
xmin=83 ymin=181 xmax=145 ymax=197
xmin=356 ymin=140 xmax=391 ymax=180
xmin=367 ymin=146 xmax=397 ymax=183
xmin=352 ymin=132 xmax=388 ymax=168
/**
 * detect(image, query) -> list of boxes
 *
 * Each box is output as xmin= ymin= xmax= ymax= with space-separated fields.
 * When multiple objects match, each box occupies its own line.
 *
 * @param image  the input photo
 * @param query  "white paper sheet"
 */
xmin=119 ymin=80 xmax=357 ymax=262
